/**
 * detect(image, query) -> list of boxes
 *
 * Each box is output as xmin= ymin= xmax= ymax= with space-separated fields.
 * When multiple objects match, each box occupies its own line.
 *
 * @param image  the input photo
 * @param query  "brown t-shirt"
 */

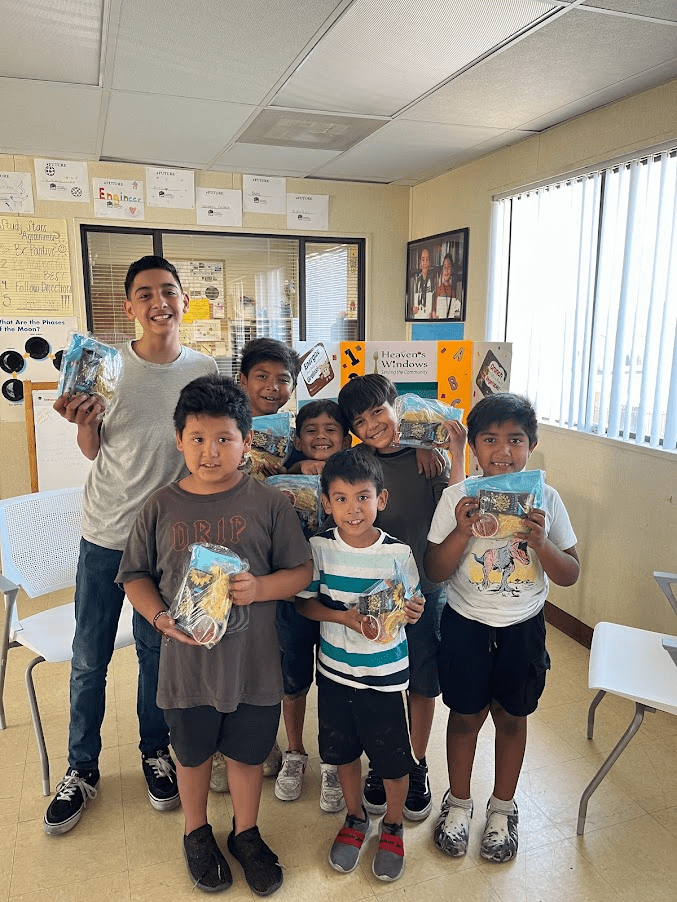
xmin=117 ymin=475 xmax=310 ymax=713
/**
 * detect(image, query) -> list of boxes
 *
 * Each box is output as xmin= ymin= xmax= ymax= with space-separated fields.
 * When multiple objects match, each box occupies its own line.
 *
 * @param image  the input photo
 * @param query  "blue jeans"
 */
xmin=68 ymin=538 xmax=169 ymax=770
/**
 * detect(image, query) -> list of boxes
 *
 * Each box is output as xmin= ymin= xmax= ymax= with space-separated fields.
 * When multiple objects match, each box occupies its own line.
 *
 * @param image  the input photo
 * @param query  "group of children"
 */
xmin=45 ymin=255 xmax=579 ymax=896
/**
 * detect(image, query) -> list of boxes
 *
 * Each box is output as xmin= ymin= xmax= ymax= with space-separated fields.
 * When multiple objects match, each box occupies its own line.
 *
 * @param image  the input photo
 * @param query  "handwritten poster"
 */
xmin=93 ymin=178 xmax=144 ymax=220
xmin=34 ymin=160 xmax=90 ymax=203
xmin=196 ymin=188 xmax=242 ymax=226
xmin=243 ymin=175 xmax=286 ymax=214
xmin=0 ymin=217 xmax=73 ymax=315
xmin=0 ymin=172 xmax=34 ymax=213
xmin=287 ymin=194 xmax=328 ymax=231
xmin=146 ymin=167 xmax=195 ymax=209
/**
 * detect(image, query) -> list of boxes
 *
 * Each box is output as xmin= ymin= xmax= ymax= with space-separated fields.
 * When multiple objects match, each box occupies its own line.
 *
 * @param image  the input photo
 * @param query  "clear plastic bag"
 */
xmin=169 ymin=543 xmax=249 ymax=648
xmin=394 ymin=394 xmax=463 ymax=448
xmin=248 ymin=412 xmax=293 ymax=479
xmin=356 ymin=559 xmax=412 ymax=644
xmin=464 ymin=470 xmax=545 ymax=539
xmin=265 ymin=473 xmax=324 ymax=535
xmin=57 ymin=331 xmax=122 ymax=409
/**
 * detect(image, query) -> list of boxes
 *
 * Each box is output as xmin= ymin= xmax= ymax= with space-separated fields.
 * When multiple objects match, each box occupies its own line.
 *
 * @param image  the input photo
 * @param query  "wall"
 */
xmin=0 ymin=161 xmax=410 ymax=501
xmin=411 ymin=78 xmax=677 ymax=635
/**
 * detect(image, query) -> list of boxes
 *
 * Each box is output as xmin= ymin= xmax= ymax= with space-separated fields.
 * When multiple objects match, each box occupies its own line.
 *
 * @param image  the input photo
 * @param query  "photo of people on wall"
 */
xmin=405 ymin=229 xmax=468 ymax=322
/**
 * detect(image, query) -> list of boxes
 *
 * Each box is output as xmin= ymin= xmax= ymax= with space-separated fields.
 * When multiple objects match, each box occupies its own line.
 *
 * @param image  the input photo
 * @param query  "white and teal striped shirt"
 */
xmin=298 ymin=528 xmax=421 ymax=692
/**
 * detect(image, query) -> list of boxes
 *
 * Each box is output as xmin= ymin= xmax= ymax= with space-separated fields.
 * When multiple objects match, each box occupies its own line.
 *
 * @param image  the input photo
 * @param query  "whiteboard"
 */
xmin=27 ymin=386 xmax=93 ymax=491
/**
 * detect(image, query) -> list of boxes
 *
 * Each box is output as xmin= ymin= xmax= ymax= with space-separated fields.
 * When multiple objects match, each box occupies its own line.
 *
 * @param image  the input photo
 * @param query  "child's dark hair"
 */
xmin=125 ymin=256 xmax=182 ymax=298
xmin=338 ymin=374 xmax=398 ymax=427
xmin=321 ymin=446 xmax=384 ymax=497
xmin=239 ymin=338 xmax=300 ymax=384
xmin=174 ymin=374 xmax=252 ymax=438
xmin=296 ymin=399 xmax=349 ymax=437
xmin=467 ymin=393 xmax=538 ymax=447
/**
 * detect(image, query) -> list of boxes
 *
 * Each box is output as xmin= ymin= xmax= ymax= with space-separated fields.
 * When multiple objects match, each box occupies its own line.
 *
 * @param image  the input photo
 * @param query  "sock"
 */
xmin=488 ymin=794 xmax=516 ymax=814
xmin=448 ymin=792 xmax=473 ymax=810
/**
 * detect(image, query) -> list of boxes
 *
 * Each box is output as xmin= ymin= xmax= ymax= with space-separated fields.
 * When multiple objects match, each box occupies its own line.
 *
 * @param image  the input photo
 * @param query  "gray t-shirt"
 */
xmin=373 ymin=446 xmax=449 ymax=593
xmin=82 ymin=342 xmax=217 ymax=550
xmin=117 ymin=476 xmax=311 ymax=713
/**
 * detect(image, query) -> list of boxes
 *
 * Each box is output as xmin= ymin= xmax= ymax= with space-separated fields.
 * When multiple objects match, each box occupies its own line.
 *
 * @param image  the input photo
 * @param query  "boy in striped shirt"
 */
xmin=296 ymin=447 xmax=424 ymax=882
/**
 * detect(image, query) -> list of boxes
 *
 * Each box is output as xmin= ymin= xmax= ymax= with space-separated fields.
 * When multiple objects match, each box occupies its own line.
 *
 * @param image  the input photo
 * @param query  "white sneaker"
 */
xmin=274 ymin=751 xmax=308 ymax=801
xmin=319 ymin=763 xmax=345 ymax=813
xmin=262 ymin=740 xmax=283 ymax=777
xmin=433 ymin=791 xmax=473 ymax=857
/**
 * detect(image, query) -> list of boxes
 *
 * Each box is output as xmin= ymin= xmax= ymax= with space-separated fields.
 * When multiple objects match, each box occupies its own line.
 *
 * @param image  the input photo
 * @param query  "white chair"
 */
xmin=576 ymin=571 xmax=677 ymax=834
xmin=0 ymin=486 xmax=134 ymax=795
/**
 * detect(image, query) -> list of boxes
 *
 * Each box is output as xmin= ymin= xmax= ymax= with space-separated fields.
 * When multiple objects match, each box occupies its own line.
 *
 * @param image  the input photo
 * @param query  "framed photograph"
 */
xmin=405 ymin=228 xmax=469 ymax=322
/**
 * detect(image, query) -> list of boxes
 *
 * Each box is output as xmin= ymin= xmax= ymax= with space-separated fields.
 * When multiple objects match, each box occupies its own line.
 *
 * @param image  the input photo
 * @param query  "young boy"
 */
xmin=338 ymin=374 xmax=466 ymax=822
xmin=425 ymin=393 xmax=579 ymax=862
xmin=44 ymin=256 xmax=217 ymax=836
xmin=118 ymin=375 xmax=312 ymax=895
xmin=273 ymin=400 xmax=350 ymax=809
xmin=297 ymin=447 xmax=425 ymax=882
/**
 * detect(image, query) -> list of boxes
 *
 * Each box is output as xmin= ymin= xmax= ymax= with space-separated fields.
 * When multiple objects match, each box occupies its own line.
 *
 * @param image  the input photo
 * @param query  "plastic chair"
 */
xmin=0 ymin=486 xmax=134 ymax=795
xmin=576 ymin=571 xmax=677 ymax=834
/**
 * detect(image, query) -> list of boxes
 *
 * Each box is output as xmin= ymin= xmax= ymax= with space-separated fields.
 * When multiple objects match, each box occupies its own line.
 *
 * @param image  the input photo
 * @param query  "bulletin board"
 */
xmin=24 ymin=381 xmax=92 ymax=492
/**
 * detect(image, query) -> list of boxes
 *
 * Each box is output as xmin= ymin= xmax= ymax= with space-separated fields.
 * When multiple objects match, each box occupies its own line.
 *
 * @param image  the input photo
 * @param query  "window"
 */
xmin=81 ymin=227 xmax=365 ymax=376
xmin=488 ymin=147 xmax=677 ymax=451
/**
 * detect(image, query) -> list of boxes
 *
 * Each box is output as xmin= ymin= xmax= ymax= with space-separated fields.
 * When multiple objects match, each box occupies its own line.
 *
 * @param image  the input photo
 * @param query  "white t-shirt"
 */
xmin=427 ymin=478 xmax=577 ymax=627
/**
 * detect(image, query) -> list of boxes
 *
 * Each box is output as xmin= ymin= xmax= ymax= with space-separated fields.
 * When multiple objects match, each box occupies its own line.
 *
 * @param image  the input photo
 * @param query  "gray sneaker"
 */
xmin=329 ymin=808 xmax=372 ymax=873
xmin=433 ymin=791 xmax=473 ymax=857
xmin=372 ymin=819 xmax=405 ymax=882
xmin=480 ymin=799 xmax=518 ymax=862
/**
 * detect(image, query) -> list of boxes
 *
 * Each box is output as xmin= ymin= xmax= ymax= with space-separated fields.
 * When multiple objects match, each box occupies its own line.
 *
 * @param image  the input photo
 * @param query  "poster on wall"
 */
xmin=405 ymin=229 xmax=468 ymax=323
xmin=146 ymin=167 xmax=195 ymax=209
xmin=0 ymin=171 xmax=34 ymax=213
xmin=243 ymin=175 xmax=286 ymax=215
xmin=286 ymin=194 xmax=328 ymax=231
xmin=34 ymin=159 xmax=90 ymax=203
xmin=196 ymin=188 xmax=242 ymax=226
xmin=0 ymin=316 xmax=77 ymax=421
xmin=366 ymin=341 xmax=438 ymax=383
xmin=471 ymin=342 xmax=512 ymax=407
xmin=0 ymin=216 xmax=73 ymax=316
xmin=295 ymin=340 xmax=341 ymax=404
xmin=93 ymin=178 xmax=144 ymax=220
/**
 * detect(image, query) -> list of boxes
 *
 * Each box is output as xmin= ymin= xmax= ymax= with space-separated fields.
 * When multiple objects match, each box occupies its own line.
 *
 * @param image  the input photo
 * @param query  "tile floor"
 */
xmin=2 ymin=610 xmax=677 ymax=901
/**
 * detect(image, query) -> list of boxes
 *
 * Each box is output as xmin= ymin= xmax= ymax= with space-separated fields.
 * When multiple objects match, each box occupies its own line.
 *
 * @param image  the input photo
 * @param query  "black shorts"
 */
xmin=317 ymin=673 xmax=415 ymax=779
xmin=165 ymin=702 xmax=280 ymax=768
xmin=277 ymin=599 xmax=320 ymax=698
xmin=437 ymin=606 xmax=550 ymax=717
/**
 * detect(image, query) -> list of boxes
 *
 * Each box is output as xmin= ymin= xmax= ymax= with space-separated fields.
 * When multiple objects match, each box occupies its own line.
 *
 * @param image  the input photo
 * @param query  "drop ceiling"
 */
xmin=0 ymin=0 xmax=675 ymax=186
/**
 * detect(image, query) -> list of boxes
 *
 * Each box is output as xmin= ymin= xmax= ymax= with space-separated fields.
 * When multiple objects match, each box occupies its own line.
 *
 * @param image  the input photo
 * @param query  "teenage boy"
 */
xmin=44 ymin=256 xmax=217 ymax=836
xmin=425 ymin=393 xmax=579 ymax=862
xmin=297 ymin=447 xmax=425 ymax=882
xmin=119 ymin=374 xmax=312 ymax=894
xmin=338 ymin=374 xmax=466 ymax=822
xmin=273 ymin=400 xmax=350 ymax=809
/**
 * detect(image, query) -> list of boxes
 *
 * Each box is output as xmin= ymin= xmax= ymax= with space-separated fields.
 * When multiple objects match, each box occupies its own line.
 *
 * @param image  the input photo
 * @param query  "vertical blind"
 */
xmin=488 ymin=148 xmax=677 ymax=450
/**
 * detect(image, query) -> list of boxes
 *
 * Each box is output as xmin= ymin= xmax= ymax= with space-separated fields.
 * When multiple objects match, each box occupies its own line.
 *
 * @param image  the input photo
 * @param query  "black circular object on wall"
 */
xmin=2 ymin=379 xmax=23 ymax=402
xmin=25 ymin=336 xmax=50 ymax=359
xmin=0 ymin=350 xmax=25 ymax=374
xmin=53 ymin=349 xmax=64 ymax=371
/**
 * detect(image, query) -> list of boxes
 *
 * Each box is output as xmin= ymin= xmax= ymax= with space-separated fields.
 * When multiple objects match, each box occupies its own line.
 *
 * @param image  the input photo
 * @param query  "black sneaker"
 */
xmin=362 ymin=769 xmax=387 ymax=816
xmin=227 ymin=820 xmax=283 ymax=896
xmin=403 ymin=758 xmax=432 ymax=821
xmin=142 ymin=748 xmax=181 ymax=811
xmin=43 ymin=767 xmax=100 ymax=835
xmin=183 ymin=823 xmax=232 ymax=892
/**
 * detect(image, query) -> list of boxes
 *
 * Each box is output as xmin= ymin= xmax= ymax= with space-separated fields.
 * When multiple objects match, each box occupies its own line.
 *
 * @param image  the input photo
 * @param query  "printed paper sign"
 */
xmin=196 ymin=188 xmax=242 ymax=226
xmin=366 ymin=342 xmax=438 ymax=383
xmin=243 ymin=175 xmax=286 ymax=214
xmin=146 ymin=167 xmax=195 ymax=209
xmin=93 ymin=178 xmax=144 ymax=220
xmin=35 ymin=160 xmax=90 ymax=203
xmin=0 ymin=172 xmax=34 ymax=213
xmin=295 ymin=341 xmax=341 ymax=402
xmin=287 ymin=194 xmax=328 ymax=231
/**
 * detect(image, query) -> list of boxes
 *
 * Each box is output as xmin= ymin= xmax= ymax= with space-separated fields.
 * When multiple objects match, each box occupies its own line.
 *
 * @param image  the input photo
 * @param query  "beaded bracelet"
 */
xmin=152 ymin=609 xmax=169 ymax=633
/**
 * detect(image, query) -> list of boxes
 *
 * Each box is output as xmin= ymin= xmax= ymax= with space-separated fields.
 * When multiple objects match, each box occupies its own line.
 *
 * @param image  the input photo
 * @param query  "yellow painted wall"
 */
xmin=411 ymin=78 xmax=677 ymax=634
xmin=0 ymin=161 xmax=410 ymax=500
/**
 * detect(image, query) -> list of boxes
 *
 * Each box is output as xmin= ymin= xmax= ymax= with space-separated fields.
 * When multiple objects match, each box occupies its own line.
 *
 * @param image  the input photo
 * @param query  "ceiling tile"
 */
xmin=0 ymin=0 xmax=103 ymax=84
xmin=111 ymin=0 xmax=344 ymax=103
xmin=212 ymin=143 xmax=341 ymax=175
xmin=237 ymin=109 xmax=386 ymax=151
xmin=402 ymin=8 xmax=677 ymax=130
xmin=0 ymin=79 xmax=101 ymax=156
xmin=309 ymin=120 xmax=507 ymax=182
xmin=102 ymin=93 xmax=255 ymax=167
xmin=582 ymin=1 xmax=677 ymax=22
